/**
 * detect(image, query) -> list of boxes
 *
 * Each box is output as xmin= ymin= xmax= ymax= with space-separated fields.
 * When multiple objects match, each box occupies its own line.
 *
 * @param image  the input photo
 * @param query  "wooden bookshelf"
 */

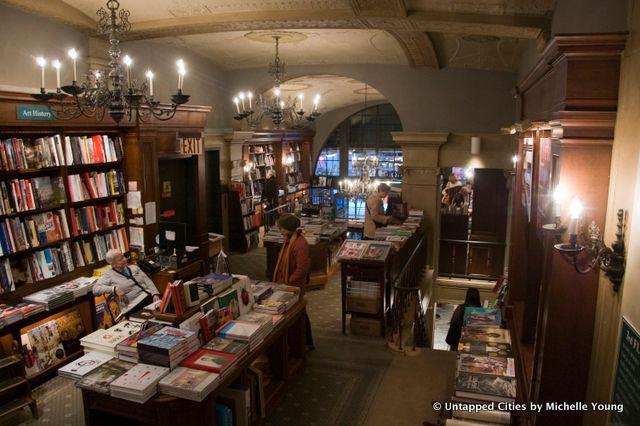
xmin=0 ymin=354 xmax=37 ymax=421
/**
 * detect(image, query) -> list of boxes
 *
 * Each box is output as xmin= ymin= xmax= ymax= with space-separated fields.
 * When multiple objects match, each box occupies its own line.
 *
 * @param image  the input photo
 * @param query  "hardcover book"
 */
xmin=158 ymin=366 xmax=220 ymax=402
xmin=76 ymin=358 xmax=136 ymax=394
xmin=457 ymin=354 xmax=515 ymax=377
xmin=455 ymin=372 xmax=516 ymax=402
xmin=109 ymin=363 xmax=170 ymax=392
xmin=336 ymin=240 xmax=368 ymax=260
xmin=58 ymin=351 xmax=113 ymax=380
xmin=202 ymin=336 xmax=249 ymax=355
xmin=181 ymin=348 xmax=237 ymax=374
xmin=360 ymin=242 xmax=392 ymax=262
xmin=217 ymin=288 xmax=240 ymax=319
xmin=463 ymin=307 xmax=502 ymax=328
xmin=460 ymin=327 xmax=511 ymax=344
xmin=457 ymin=341 xmax=513 ymax=358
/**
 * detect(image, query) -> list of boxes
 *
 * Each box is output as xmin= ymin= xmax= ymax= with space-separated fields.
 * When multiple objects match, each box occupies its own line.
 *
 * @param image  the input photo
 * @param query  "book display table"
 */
xmin=81 ymin=300 xmax=307 ymax=426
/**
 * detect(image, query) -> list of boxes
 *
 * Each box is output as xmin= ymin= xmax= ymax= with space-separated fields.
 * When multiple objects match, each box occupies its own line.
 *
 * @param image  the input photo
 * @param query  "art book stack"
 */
xmin=75 ymin=358 xmax=136 ymax=394
xmin=181 ymin=347 xmax=239 ymax=377
xmin=216 ymin=319 xmax=271 ymax=351
xmin=80 ymin=321 xmax=141 ymax=356
xmin=450 ymin=307 xmax=514 ymax=425
xmin=109 ymin=363 xmax=170 ymax=403
xmin=58 ymin=351 xmax=113 ymax=381
xmin=158 ymin=366 xmax=221 ymax=402
xmin=136 ymin=326 xmax=200 ymax=369
xmin=253 ymin=284 xmax=300 ymax=314
xmin=116 ymin=322 xmax=165 ymax=363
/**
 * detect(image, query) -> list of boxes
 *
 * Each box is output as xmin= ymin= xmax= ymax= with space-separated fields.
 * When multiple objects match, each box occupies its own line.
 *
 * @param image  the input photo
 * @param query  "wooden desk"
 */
xmin=82 ymin=300 xmax=308 ymax=426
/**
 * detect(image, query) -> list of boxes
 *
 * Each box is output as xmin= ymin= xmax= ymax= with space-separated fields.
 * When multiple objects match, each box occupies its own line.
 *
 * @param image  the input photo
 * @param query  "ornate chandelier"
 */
xmin=233 ymin=35 xmax=321 ymax=129
xmin=32 ymin=0 xmax=189 ymax=124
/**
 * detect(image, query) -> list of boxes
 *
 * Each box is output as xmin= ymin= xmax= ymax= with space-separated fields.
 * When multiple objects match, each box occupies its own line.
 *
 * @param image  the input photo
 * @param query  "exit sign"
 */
xmin=178 ymin=136 xmax=203 ymax=155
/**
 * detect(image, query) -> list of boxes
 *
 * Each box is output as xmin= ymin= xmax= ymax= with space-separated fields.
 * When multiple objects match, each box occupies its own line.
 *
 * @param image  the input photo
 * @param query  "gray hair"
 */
xmin=105 ymin=249 xmax=123 ymax=265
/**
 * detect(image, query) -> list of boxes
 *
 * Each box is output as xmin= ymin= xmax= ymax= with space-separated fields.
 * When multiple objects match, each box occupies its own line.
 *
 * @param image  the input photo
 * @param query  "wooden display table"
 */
xmin=81 ymin=300 xmax=308 ymax=426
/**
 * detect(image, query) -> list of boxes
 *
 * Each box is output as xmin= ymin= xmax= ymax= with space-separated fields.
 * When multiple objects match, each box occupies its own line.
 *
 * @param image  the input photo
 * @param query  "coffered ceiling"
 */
xmin=1 ymin=0 xmax=556 ymax=111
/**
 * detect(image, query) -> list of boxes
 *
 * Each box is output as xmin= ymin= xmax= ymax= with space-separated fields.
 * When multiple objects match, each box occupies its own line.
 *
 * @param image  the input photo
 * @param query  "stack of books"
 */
xmin=187 ymin=272 xmax=234 ymax=297
xmin=109 ymin=363 xmax=171 ymax=403
xmin=181 ymin=348 xmax=240 ymax=376
xmin=137 ymin=327 xmax=200 ymax=369
xmin=452 ymin=307 xmax=515 ymax=420
xmin=75 ymin=358 xmax=136 ymax=394
xmin=23 ymin=286 xmax=74 ymax=310
xmin=251 ymin=281 xmax=274 ymax=302
xmin=253 ymin=284 xmax=300 ymax=314
xmin=57 ymin=276 xmax=95 ymax=298
xmin=201 ymin=336 xmax=249 ymax=358
xmin=14 ymin=302 xmax=45 ymax=318
xmin=80 ymin=321 xmax=142 ymax=356
xmin=0 ymin=304 xmax=23 ymax=324
xmin=159 ymin=366 xmax=221 ymax=402
xmin=216 ymin=319 xmax=271 ymax=351
xmin=58 ymin=351 xmax=113 ymax=381
xmin=238 ymin=311 xmax=278 ymax=330
xmin=116 ymin=322 xmax=165 ymax=363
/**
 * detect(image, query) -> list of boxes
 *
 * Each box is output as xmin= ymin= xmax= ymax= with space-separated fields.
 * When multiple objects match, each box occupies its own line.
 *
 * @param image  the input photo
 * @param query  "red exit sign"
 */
xmin=178 ymin=137 xmax=202 ymax=155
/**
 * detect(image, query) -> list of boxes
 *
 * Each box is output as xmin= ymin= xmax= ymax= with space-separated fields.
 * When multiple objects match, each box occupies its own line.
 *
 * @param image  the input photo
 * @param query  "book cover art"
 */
xmin=26 ymin=320 xmax=66 ymax=371
xmin=232 ymin=277 xmax=254 ymax=316
xmin=160 ymin=366 xmax=219 ymax=391
xmin=463 ymin=307 xmax=502 ymax=328
xmin=458 ymin=354 xmax=515 ymax=377
xmin=109 ymin=363 xmax=170 ymax=391
xmin=181 ymin=348 xmax=236 ymax=373
xmin=457 ymin=341 xmax=513 ymax=358
xmin=202 ymin=336 xmax=248 ymax=355
xmin=58 ymin=351 xmax=113 ymax=378
xmin=360 ymin=242 xmax=392 ymax=262
xmin=217 ymin=288 xmax=240 ymax=319
xmin=337 ymin=240 xmax=368 ymax=260
xmin=455 ymin=372 xmax=516 ymax=402
xmin=460 ymin=327 xmax=511 ymax=344
xmin=55 ymin=309 xmax=86 ymax=355
xmin=76 ymin=358 xmax=136 ymax=393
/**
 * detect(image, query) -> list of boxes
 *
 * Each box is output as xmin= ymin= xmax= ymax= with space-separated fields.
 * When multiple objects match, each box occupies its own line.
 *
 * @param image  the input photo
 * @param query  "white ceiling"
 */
xmin=1 ymin=0 xmax=557 ymax=112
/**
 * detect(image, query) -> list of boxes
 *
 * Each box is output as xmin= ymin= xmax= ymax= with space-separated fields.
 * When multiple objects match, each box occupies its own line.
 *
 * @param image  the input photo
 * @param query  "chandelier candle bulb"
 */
xmin=568 ymin=196 xmax=583 ymax=238
xmin=123 ymin=55 xmax=132 ymax=88
xmin=233 ymin=97 xmax=240 ymax=114
xmin=247 ymin=92 xmax=252 ymax=109
xmin=239 ymin=92 xmax=246 ymax=110
xmin=145 ymin=70 xmax=154 ymax=97
xmin=298 ymin=93 xmax=304 ymax=112
xmin=36 ymin=57 xmax=46 ymax=89
xmin=68 ymin=48 xmax=78 ymax=81
xmin=52 ymin=59 xmax=61 ymax=89
xmin=177 ymin=59 xmax=185 ymax=90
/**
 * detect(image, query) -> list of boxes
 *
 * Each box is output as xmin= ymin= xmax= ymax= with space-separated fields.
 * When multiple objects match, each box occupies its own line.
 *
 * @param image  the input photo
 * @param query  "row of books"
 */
xmin=336 ymin=240 xmax=393 ymax=262
xmin=1 ymin=135 xmax=123 ymax=171
xmin=0 ymin=176 xmax=65 ymax=215
xmin=247 ymin=144 xmax=273 ymax=154
xmin=73 ymin=227 xmax=129 ymax=265
xmin=67 ymin=170 xmax=124 ymax=203
xmin=243 ymin=214 xmax=260 ymax=231
xmin=64 ymin=135 xmax=123 ymax=165
xmin=0 ymin=209 xmax=70 ymax=255
xmin=69 ymin=201 xmax=125 ymax=236
xmin=1 ymin=135 xmax=65 ymax=170
xmin=450 ymin=307 xmax=515 ymax=425
xmin=13 ymin=241 xmax=75 ymax=284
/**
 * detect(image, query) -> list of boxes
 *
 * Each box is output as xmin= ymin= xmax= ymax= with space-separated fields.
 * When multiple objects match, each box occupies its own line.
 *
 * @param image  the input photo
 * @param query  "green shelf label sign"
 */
xmin=16 ymin=105 xmax=55 ymax=121
xmin=612 ymin=317 xmax=640 ymax=425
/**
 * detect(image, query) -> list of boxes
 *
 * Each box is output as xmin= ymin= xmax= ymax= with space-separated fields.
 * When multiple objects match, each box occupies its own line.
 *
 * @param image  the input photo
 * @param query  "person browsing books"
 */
xmin=272 ymin=213 xmax=314 ymax=350
xmin=93 ymin=249 xmax=161 ymax=314
xmin=445 ymin=287 xmax=481 ymax=351
xmin=364 ymin=183 xmax=400 ymax=240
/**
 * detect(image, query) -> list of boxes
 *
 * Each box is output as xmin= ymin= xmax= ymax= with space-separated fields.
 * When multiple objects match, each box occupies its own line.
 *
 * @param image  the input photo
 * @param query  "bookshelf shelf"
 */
xmin=68 ymin=194 xmax=124 ymax=207
xmin=0 ymin=203 xmax=66 ymax=220
xmin=67 ymin=160 xmax=122 ymax=171
xmin=0 ymin=166 xmax=60 ymax=177
xmin=0 ymin=237 xmax=71 ymax=259
xmin=71 ymin=223 xmax=126 ymax=239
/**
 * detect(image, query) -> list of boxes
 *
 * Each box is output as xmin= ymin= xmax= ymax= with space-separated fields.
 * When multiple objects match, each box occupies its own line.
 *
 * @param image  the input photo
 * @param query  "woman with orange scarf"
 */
xmin=273 ymin=213 xmax=314 ymax=349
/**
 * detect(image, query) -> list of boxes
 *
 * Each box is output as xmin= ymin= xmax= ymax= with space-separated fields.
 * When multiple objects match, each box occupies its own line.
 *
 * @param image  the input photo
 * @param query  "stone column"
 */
xmin=391 ymin=132 xmax=448 ymax=268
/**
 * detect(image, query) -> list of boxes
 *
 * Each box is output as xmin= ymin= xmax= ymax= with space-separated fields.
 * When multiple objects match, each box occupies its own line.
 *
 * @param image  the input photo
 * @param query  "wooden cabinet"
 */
xmin=0 ymin=354 xmax=37 ymax=420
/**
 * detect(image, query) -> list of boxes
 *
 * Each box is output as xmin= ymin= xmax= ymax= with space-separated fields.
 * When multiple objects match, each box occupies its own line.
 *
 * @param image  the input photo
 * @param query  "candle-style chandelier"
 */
xmin=233 ymin=35 xmax=320 ymax=129
xmin=32 ymin=0 xmax=189 ymax=124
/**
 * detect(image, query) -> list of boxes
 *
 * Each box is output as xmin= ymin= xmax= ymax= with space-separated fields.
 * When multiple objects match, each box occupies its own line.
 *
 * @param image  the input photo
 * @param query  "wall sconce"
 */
xmin=554 ymin=203 xmax=626 ymax=292
xmin=542 ymin=185 xmax=567 ymax=239
xmin=471 ymin=136 xmax=481 ymax=155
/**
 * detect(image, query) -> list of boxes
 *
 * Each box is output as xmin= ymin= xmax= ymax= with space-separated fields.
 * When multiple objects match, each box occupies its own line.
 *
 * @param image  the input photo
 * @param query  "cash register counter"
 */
xmin=82 ymin=300 xmax=308 ymax=426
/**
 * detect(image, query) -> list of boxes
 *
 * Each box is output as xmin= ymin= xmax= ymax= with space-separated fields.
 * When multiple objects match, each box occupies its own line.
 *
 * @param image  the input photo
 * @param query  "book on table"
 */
xmin=109 ymin=363 xmax=170 ymax=403
xmin=180 ymin=348 xmax=238 ymax=375
xmin=75 ymin=358 xmax=136 ymax=394
xmin=359 ymin=242 xmax=392 ymax=262
xmin=158 ymin=366 xmax=221 ymax=402
xmin=336 ymin=240 xmax=368 ymax=260
xmin=454 ymin=372 xmax=516 ymax=403
xmin=459 ymin=327 xmax=511 ymax=345
xmin=457 ymin=354 xmax=515 ymax=377
xmin=201 ymin=336 xmax=249 ymax=356
xmin=463 ymin=307 xmax=502 ymax=328
xmin=457 ymin=341 xmax=513 ymax=358
xmin=57 ymin=352 xmax=113 ymax=381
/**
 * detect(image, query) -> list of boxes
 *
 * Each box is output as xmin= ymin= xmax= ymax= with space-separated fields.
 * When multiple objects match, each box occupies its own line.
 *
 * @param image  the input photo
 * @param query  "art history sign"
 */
xmin=611 ymin=317 xmax=640 ymax=425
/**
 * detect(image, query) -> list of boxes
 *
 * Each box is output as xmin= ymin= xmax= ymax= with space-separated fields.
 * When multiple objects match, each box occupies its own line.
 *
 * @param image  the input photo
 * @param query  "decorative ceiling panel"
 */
xmin=407 ymin=0 xmax=556 ymax=16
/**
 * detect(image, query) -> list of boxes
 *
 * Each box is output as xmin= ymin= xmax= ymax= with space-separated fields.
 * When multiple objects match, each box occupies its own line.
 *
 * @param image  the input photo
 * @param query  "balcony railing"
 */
xmin=438 ymin=238 xmax=506 ymax=280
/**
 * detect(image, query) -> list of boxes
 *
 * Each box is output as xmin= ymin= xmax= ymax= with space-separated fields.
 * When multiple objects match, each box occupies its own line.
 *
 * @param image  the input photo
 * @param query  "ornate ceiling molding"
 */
xmin=350 ymin=0 xmax=406 ymax=18
xmin=387 ymin=30 xmax=439 ymax=68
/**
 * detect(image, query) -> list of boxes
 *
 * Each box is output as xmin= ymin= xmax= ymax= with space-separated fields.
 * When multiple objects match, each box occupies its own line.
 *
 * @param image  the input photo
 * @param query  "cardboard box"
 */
xmin=350 ymin=315 xmax=382 ymax=337
xmin=346 ymin=296 xmax=380 ymax=314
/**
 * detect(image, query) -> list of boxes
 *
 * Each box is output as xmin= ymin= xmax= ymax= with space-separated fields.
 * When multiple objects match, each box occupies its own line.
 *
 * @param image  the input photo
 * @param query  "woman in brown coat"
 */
xmin=273 ymin=213 xmax=314 ymax=349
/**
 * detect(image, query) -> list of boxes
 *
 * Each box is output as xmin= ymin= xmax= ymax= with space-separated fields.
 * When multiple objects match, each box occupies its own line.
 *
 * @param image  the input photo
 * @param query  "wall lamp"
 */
xmin=553 ymin=197 xmax=626 ymax=291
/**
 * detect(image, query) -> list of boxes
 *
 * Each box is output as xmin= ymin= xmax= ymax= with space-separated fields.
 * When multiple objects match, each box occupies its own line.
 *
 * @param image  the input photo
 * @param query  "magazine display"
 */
xmin=463 ymin=307 xmax=502 ymax=328
xmin=336 ymin=240 xmax=368 ymax=260
xmin=457 ymin=354 xmax=515 ymax=377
